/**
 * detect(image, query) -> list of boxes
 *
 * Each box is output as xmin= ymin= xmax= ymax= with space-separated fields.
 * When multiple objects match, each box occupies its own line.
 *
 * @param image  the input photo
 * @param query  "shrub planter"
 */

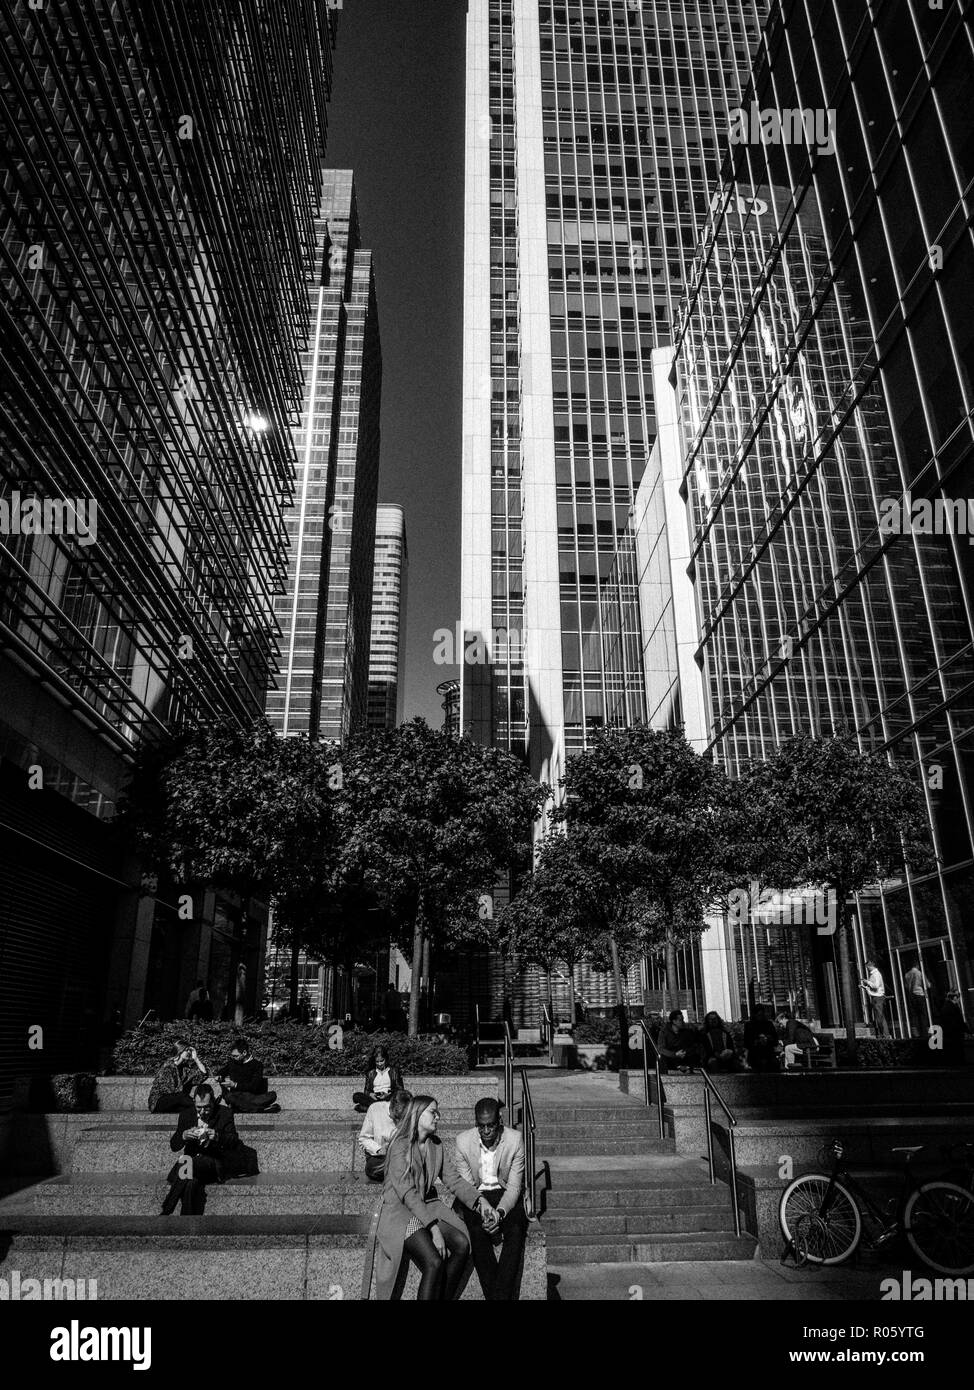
xmin=576 ymin=1044 xmax=608 ymax=1071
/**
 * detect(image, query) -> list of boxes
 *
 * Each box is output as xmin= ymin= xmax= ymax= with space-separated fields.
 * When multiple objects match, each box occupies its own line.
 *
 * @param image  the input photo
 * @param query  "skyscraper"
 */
xmin=647 ymin=0 xmax=974 ymax=1028
xmin=461 ymin=0 xmax=768 ymax=792
xmin=367 ymin=504 xmax=408 ymax=731
xmin=0 ymin=0 xmax=338 ymax=1094
xmin=267 ymin=170 xmax=382 ymax=743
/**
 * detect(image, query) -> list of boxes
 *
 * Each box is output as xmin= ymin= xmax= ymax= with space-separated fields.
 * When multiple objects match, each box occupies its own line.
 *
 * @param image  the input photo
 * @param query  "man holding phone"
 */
xmin=161 ymin=1083 xmax=244 ymax=1215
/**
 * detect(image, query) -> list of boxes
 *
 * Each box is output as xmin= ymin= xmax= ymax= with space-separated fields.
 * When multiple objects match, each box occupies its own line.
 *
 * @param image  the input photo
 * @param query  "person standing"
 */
xmin=371 ymin=1094 xmax=493 ymax=1300
xmin=454 ymin=1098 xmax=527 ymax=1300
xmin=903 ymin=959 xmax=931 ymax=1038
xmin=860 ymin=960 xmax=890 ymax=1038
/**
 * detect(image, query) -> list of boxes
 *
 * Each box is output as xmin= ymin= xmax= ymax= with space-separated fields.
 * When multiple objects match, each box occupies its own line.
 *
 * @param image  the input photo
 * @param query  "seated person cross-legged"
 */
xmin=658 ymin=1010 xmax=702 ymax=1073
xmin=359 ymin=1089 xmax=412 ymax=1182
xmin=776 ymin=1012 xmax=819 ymax=1069
xmin=454 ymin=1098 xmax=528 ymax=1301
xmin=216 ymin=1037 xmax=280 ymax=1113
xmin=162 ymin=1083 xmax=252 ymax=1216
xmin=147 ymin=1041 xmax=209 ymax=1113
xmin=352 ymin=1047 xmax=405 ymax=1114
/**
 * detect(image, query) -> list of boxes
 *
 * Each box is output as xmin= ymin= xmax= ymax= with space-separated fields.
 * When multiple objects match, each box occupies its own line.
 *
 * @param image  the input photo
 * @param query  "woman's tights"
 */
xmin=403 ymin=1222 xmax=471 ymax=1300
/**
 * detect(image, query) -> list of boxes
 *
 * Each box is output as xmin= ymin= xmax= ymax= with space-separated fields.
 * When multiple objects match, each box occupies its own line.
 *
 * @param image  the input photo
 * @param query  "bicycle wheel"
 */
xmin=780 ymin=1173 xmax=861 ymax=1265
xmin=904 ymin=1181 xmax=974 ymax=1276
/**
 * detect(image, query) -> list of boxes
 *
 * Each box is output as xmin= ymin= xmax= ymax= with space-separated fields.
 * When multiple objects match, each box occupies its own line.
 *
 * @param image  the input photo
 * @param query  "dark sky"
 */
xmin=326 ymin=0 xmax=466 ymax=725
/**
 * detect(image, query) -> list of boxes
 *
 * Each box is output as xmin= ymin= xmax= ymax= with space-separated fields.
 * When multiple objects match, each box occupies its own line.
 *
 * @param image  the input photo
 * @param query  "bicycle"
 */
xmin=779 ymin=1138 xmax=974 ymax=1277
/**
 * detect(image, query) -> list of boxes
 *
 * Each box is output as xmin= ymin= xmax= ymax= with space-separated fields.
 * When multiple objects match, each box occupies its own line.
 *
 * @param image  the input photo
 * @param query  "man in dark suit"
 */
xmin=454 ymin=1097 xmax=527 ymax=1300
xmin=217 ymin=1037 xmax=280 ymax=1113
xmin=162 ymin=1084 xmax=246 ymax=1215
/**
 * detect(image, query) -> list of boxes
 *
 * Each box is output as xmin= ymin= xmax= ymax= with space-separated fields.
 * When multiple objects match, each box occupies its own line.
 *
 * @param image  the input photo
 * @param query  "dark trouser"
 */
xmin=226 ymin=1090 xmax=277 ymax=1113
xmin=907 ymin=996 xmax=927 ymax=1039
xmin=162 ymin=1155 xmax=221 ymax=1215
xmin=352 ymin=1091 xmax=389 ymax=1113
xmin=402 ymin=1222 xmax=470 ymax=1301
xmin=151 ymin=1091 xmax=194 ymax=1114
xmin=460 ymin=1189 xmax=528 ymax=1301
xmin=868 ymin=997 xmax=889 ymax=1038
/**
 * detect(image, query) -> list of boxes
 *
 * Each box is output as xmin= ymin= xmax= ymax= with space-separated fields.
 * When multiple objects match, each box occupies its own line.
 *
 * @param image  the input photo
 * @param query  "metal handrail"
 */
xmin=540 ymin=1003 xmax=555 ymax=1064
xmin=638 ymin=1020 xmax=665 ymax=1139
xmin=698 ymin=1066 xmax=741 ymax=1238
xmin=503 ymin=1021 xmax=515 ymax=1117
xmin=517 ymin=1066 xmax=538 ymax=1217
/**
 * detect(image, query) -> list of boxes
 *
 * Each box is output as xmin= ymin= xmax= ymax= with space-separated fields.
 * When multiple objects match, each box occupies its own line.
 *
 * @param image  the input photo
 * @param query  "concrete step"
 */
xmin=0 ymin=1218 xmax=547 ymax=1300
xmin=541 ymin=1137 xmax=674 ymax=1157
xmin=543 ymin=1230 xmax=757 ymax=1264
xmin=0 ymin=1172 xmax=383 ymax=1218
xmin=70 ymin=1131 xmax=358 ymax=1174
xmin=545 ymin=1183 xmax=728 ymax=1210
xmin=543 ymin=1206 xmax=738 ymax=1236
xmin=535 ymin=1107 xmax=657 ymax=1124
xmin=539 ymin=1120 xmax=666 ymax=1141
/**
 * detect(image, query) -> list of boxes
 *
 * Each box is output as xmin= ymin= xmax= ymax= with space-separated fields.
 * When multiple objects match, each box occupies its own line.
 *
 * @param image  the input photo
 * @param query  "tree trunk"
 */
xmin=610 ymin=934 xmax=629 ymax=1087
xmin=835 ymin=901 xmax=860 ymax=1065
xmin=665 ymin=934 xmax=680 ymax=1017
xmin=421 ymin=935 xmax=431 ymax=1032
xmin=407 ymin=899 xmax=425 ymax=1038
xmin=234 ymin=963 xmax=246 ymax=1027
xmin=288 ymin=935 xmax=300 ymax=1015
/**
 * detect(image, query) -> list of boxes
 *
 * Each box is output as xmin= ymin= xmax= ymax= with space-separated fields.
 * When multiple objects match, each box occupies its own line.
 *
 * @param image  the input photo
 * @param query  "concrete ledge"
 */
xmin=0 ymin=1220 xmax=547 ymax=1301
xmin=95 ymin=1075 xmax=497 ymax=1113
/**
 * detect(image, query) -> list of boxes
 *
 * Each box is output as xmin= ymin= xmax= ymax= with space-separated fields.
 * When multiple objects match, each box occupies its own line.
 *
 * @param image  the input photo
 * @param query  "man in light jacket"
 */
xmin=454 ymin=1097 xmax=526 ymax=1300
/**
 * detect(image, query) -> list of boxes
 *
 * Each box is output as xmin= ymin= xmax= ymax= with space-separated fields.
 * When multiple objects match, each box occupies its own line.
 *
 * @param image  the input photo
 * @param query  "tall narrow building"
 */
xmin=367 ymin=504 xmax=408 ymax=730
xmin=267 ymin=171 xmax=382 ymax=743
xmin=0 ymin=0 xmax=338 ymax=1096
xmin=461 ymin=0 xmax=768 ymax=791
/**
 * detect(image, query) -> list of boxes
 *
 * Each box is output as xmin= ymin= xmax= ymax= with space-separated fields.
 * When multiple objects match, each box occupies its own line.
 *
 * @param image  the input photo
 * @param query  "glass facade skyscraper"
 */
xmin=0 ymin=0 xmax=338 ymax=1093
xmin=462 ymin=0 xmax=768 ymax=791
xmin=667 ymin=0 xmax=974 ymax=1029
xmin=266 ymin=170 xmax=382 ymax=743
xmin=367 ymin=504 xmax=407 ymax=731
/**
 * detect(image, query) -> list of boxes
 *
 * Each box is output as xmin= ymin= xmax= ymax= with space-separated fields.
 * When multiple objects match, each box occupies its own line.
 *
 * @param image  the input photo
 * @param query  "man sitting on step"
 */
xmin=216 ymin=1037 xmax=280 ymax=1113
xmin=162 ymin=1083 xmax=254 ymax=1216
xmin=454 ymin=1097 xmax=527 ymax=1300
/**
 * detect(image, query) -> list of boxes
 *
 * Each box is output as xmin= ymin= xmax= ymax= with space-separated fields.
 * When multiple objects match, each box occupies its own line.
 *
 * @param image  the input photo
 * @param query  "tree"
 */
xmin=119 ymin=719 xmax=345 ymax=1011
xmin=742 ymin=735 xmax=933 ymax=1062
xmin=339 ymin=719 xmax=548 ymax=1035
xmin=555 ymin=725 xmax=748 ymax=1044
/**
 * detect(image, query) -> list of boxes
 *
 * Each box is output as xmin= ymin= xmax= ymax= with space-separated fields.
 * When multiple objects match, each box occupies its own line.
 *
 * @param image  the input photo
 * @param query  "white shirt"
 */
xmin=864 ymin=968 xmax=885 ymax=999
xmin=904 ymin=968 xmax=928 ymax=997
xmin=358 ymin=1100 xmax=394 ymax=1156
xmin=373 ymin=1067 xmax=392 ymax=1095
xmin=478 ymin=1139 xmax=503 ymax=1191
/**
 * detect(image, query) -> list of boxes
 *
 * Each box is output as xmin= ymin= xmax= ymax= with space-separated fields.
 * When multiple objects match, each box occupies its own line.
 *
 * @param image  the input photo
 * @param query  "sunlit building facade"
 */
xmin=668 ymin=0 xmax=974 ymax=1029
xmin=267 ymin=171 xmax=382 ymax=743
xmin=367 ymin=505 xmax=407 ymax=731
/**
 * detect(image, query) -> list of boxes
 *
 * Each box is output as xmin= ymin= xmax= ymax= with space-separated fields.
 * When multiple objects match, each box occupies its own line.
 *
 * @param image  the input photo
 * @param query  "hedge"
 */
xmin=108 ymin=1021 xmax=469 ymax=1077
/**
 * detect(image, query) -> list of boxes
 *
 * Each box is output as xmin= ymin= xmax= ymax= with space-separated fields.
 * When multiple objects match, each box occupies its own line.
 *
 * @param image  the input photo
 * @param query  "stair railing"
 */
xmin=638 ymin=1019 xmax=665 ymax=1139
xmin=699 ymin=1067 xmax=741 ymax=1237
xmin=516 ymin=1066 xmax=539 ymax=1217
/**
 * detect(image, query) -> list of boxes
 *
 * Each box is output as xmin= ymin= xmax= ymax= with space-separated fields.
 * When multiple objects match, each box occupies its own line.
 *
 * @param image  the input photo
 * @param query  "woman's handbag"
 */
xmin=364 ymin=1152 xmax=385 ymax=1182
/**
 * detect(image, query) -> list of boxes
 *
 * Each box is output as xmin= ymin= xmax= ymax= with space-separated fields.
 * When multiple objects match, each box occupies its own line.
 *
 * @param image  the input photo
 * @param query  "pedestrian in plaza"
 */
xmin=743 ymin=1004 xmax=782 ymax=1071
xmin=371 ymin=1094 xmax=492 ymax=1300
xmin=187 ymin=986 xmax=214 ymax=1022
xmin=935 ymin=989 xmax=967 ymax=1067
xmin=903 ymin=958 xmax=932 ymax=1038
xmin=359 ymin=1088 xmax=412 ymax=1182
xmin=216 ymin=1037 xmax=281 ymax=1113
xmin=161 ymin=1083 xmax=252 ymax=1216
xmin=352 ymin=1045 xmax=404 ymax=1113
xmin=147 ymin=1039 xmax=209 ymax=1113
xmin=860 ymin=960 xmax=890 ymax=1038
xmin=454 ymin=1097 xmax=527 ymax=1300
xmin=700 ymin=1011 xmax=738 ymax=1072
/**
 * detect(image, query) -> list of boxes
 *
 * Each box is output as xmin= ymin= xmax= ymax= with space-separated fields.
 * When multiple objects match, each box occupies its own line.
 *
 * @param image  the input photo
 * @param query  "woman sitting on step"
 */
xmin=147 ymin=1040 xmax=210 ymax=1113
xmin=370 ymin=1094 xmax=495 ymax=1300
